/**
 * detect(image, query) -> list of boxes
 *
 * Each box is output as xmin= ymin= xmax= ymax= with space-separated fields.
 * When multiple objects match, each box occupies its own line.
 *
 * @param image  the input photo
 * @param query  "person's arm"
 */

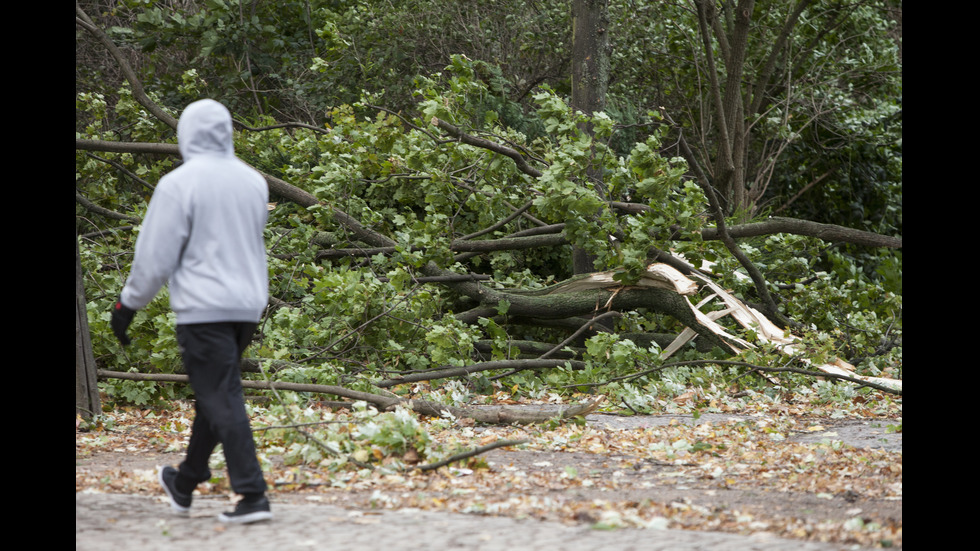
xmin=111 ymin=184 xmax=190 ymax=345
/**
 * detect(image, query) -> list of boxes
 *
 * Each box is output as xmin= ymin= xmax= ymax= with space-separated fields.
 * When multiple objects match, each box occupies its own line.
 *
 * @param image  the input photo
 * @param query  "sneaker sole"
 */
xmin=157 ymin=467 xmax=191 ymax=517
xmin=217 ymin=510 xmax=273 ymax=524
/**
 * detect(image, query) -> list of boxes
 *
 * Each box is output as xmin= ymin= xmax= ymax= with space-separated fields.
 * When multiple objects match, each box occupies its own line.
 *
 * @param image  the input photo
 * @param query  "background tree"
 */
xmin=606 ymin=0 xmax=902 ymax=228
xmin=569 ymin=0 xmax=611 ymax=274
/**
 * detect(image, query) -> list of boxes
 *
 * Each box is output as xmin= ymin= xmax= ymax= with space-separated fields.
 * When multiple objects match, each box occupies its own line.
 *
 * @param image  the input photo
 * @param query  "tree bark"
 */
xmin=451 ymin=233 xmax=568 ymax=252
xmin=76 ymin=233 xmax=101 ymax=419
xmin=571 ymin=0 xmax=610 ymax=132
xmin=702 ymin=217 xmax=902 ymax=249
xmin=570 ymin=0 xmax=611 ymax=274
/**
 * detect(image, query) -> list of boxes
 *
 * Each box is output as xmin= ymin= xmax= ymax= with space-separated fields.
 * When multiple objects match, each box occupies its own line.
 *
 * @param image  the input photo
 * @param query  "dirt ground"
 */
xmin=76 ymin=411 xmax=902 ymax=549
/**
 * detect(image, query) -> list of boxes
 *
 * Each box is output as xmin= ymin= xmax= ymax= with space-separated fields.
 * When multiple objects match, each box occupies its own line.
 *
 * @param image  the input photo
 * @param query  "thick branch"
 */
xmin=96 ymin=369 xmax=602 ymax=423
xmin=451 ymin=233 xmax=568 ymax=252
xmin=702 ymin=217 xmax=902 ymax=248
xmin=76 ymin=191 xmax=140 ymax=224
xmin=432 ymin=118 xmax=544 ymax=178
xmin=99 ymin=368 xmax=396 ymax=404
xmin=76 ymin=139 xmax=178 ymax=156
xmin=76 ymin=4 xmax=179 ymax=130
xmin=375 ymin=359 xmax=587 ymax=388
xmin=611 ymin=199 xmax=900 ymax=249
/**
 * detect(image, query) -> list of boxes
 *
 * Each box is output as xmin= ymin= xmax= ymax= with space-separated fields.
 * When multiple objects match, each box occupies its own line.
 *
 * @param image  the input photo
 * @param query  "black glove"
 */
xmin=110 ymin=300 xmax=136 ymax=346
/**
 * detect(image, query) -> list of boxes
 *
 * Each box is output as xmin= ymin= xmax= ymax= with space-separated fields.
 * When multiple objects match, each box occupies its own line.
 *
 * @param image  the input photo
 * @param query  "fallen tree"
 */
xmin=77 ymin=3 xmax=901 ymax=427
xmin=95 ymin=260 xmax=901 ymax=400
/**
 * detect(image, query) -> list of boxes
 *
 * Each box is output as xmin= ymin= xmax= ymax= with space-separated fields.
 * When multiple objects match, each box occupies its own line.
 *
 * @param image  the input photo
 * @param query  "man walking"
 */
xmin=110 ymin=99 xmax=273 ymax=524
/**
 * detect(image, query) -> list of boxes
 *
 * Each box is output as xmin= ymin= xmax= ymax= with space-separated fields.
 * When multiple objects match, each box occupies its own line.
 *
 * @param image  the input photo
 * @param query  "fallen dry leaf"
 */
xmin=77 ymin=398 xmax=901 ymax=548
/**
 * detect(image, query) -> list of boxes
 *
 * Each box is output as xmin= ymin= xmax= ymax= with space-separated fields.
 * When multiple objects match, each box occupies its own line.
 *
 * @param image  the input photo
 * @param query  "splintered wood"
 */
xmin=648 ymin=264 xmax=901 ymax=392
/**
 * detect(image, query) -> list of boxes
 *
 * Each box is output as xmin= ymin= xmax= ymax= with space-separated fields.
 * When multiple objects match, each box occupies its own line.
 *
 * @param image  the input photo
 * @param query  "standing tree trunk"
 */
xmin=570 ymin=0 xmax=610 ymax=274
xmin=692 ymin=0 xmax=813 ymax=219
xmin=76 ymin=233 xmax=101 ymax=419
xmin=694 ymin=0 xmax=754 ymax=216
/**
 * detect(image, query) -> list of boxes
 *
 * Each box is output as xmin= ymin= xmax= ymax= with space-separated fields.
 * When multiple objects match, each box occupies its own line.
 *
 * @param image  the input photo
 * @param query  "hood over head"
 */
xmin=177 ymin=99 xmax=235 ymax=160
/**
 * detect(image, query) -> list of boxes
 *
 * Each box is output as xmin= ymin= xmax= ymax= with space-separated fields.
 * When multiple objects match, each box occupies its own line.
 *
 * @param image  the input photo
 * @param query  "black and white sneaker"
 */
xmin=158 ymin=466 xmax=192 ymax=516
xmin=218 ymin=495 xmax=273 ymax=524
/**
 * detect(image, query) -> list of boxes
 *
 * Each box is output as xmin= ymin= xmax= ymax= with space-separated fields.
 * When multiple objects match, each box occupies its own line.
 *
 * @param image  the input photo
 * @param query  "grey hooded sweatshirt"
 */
xmin=120 ymin=99 xmax=269 ymax=324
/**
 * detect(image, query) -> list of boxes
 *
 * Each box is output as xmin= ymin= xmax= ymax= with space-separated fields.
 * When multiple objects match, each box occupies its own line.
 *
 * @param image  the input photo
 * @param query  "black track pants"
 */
xmin=175 ymin=322 xmax=266 ymax=496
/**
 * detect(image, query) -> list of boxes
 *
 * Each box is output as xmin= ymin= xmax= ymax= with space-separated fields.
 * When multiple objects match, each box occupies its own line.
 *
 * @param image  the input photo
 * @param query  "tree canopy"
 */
xmin=76 ymin=0 xmax=901 ymax=422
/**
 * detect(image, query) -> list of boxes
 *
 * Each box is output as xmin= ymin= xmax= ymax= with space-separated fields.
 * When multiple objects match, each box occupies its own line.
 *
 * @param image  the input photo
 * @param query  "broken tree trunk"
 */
xmin=668 ymin=273 xmax=903 ymax=392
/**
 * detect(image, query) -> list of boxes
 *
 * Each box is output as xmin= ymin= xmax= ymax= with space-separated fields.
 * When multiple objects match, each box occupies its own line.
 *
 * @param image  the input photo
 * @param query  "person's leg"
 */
xmin=158 ymin=327 xmax=221 ymax=515
xmin=174 ymin=400 xmax=219 ymax=489
xmin=176 ymin=323 xmax=267 ymax=496
xmin=224 ymin=321 xmax=268 ymax=496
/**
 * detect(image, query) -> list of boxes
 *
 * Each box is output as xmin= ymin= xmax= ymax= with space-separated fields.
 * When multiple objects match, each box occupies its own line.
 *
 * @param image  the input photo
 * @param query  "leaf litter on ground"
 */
xmin=77 ymin=392 xmax=901 ymax=548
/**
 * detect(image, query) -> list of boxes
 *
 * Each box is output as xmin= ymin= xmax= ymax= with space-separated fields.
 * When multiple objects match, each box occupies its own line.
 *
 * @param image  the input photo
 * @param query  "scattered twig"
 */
xmin=620 ymin=398 xmax=640 ymax=415
xmin=415 ymin=439 xmax=528 ymax=472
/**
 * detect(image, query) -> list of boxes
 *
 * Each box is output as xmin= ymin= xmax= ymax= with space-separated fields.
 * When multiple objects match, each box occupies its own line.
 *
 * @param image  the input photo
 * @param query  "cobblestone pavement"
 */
xmin=76 ymin=492 xmax=871 ymax=551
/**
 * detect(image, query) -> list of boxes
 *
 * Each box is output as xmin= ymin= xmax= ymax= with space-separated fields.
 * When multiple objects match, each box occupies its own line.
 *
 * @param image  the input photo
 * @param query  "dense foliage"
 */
xmin=76 ymin=0 xmax=901 ymax=415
